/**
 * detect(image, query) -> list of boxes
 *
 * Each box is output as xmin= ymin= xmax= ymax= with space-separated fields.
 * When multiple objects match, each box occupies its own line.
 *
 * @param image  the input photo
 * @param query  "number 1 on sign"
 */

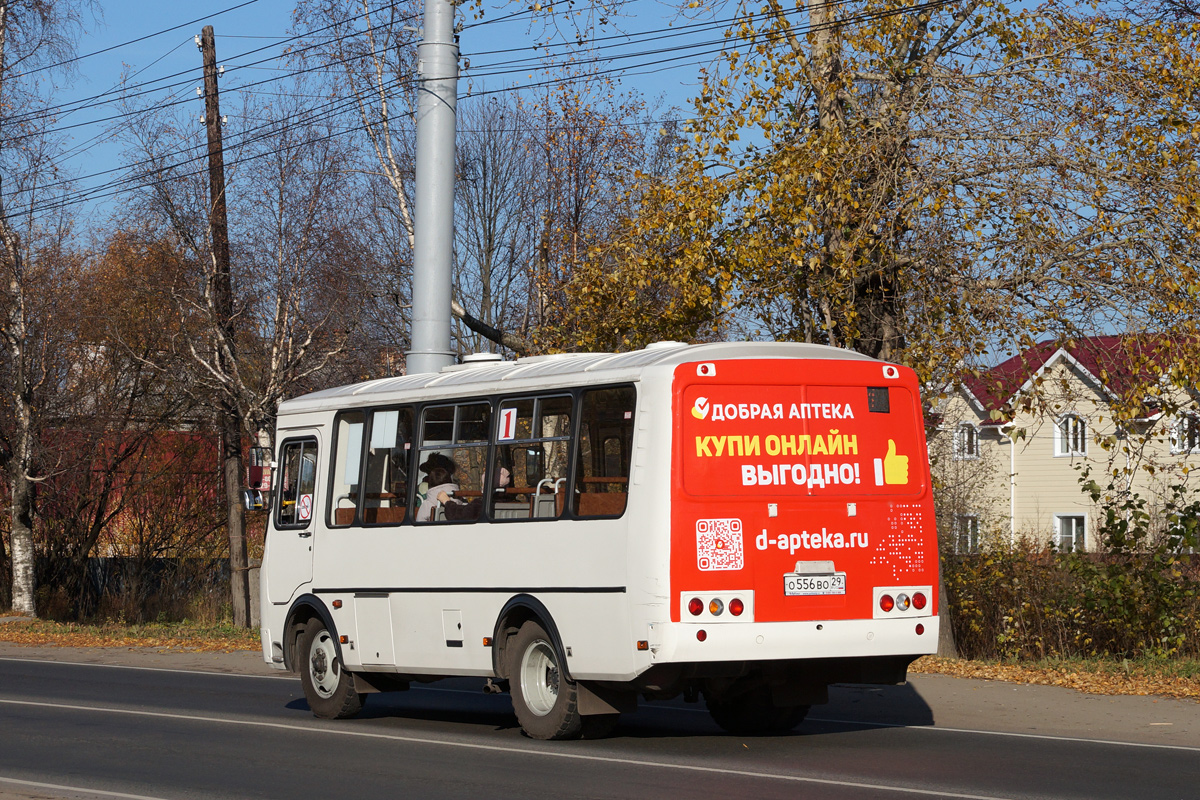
xmin=499 ymin=407 xmax=518 ymax=440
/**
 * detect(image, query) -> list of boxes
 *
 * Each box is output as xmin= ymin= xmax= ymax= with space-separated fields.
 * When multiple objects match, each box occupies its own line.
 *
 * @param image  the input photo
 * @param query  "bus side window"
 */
xmin=492 ymin=395 xmax=572 ymax=520
xmin=278 ymin=439 xmax=318 ymax=529
xmin=493 ymin=398 xmax=535 ymax=520
xmin=328 ymin=412 xmax=365 ymax=527
xmin=415 ymin=402 xmax=490 ymax=523
xmin=573 ymin=387 xmax=635 ymax=518
xmin=362 ymin=407 xmax=413 ymax=526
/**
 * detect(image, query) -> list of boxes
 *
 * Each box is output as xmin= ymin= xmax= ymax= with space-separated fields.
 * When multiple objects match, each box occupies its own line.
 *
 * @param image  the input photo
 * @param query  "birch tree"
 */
xmin=0 ymin=0 xmax=91 ymax=615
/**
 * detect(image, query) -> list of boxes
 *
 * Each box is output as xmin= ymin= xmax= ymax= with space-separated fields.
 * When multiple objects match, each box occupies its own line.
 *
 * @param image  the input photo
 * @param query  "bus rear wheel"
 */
xmin=299 ymin=618 xmax=364 ymax=719
xmin=706 ymin=687 xmax=808 ymax=736
xmin=508 ymin=620 xmax=585 ymax=740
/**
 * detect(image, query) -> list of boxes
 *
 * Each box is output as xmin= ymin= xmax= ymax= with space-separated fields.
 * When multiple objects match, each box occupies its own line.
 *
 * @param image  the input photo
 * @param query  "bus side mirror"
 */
xmin=247 ymin=446 xmax=273 ymax=490
xmin=241 ymin=489 xmax=264 ymax=511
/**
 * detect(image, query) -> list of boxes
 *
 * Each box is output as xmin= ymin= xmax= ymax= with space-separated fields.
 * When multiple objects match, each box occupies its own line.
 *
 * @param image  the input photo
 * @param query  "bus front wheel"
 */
xmin=508 ymin=620 xmax=585 ymax=740
xmin=299 ymin=618 xmax=364 ymax=720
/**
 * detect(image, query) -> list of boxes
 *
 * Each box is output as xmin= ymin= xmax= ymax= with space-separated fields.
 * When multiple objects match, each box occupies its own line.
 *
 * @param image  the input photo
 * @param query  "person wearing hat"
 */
xmin=416 ymin=453 xmax=458 ymax=521
xmin=439 ymin=462 xmax=511 ymax=521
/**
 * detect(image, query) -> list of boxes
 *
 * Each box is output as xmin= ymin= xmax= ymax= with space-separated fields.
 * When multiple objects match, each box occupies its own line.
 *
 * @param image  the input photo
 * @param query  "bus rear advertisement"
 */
xmin=257 ymin=342 xmax=939 ymax=739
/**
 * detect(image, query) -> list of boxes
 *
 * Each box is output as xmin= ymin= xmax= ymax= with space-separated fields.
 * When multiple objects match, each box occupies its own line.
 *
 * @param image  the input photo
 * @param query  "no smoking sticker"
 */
xmin=297 ymin=493 xmax=313 ymax=521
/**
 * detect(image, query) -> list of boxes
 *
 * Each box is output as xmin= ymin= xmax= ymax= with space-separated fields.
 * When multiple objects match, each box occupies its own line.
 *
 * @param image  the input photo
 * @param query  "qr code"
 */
xmin=697 ymin=518 xmax=744 ymax=571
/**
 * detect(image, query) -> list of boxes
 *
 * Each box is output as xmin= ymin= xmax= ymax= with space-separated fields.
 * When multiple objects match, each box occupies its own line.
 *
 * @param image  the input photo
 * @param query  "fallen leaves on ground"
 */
xmin=912 ymin=656 xmax=1200 ymax=702
xmin=0 ymin=619 xmax=259 ymax=653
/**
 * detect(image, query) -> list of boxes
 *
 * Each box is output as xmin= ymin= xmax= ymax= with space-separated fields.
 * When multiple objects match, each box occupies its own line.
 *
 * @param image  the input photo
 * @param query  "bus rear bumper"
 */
xmin=652 ymin=615 xmax=939 ymax=666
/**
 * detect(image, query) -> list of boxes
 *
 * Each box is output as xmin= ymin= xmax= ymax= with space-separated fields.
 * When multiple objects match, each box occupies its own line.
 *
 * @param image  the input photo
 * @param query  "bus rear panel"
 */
xmin=665 ymin=358 xmax=938 ymax=672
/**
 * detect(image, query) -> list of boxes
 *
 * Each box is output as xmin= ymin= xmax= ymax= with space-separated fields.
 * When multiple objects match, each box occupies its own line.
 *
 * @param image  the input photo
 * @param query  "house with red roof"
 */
xmin=930 ymin=335 xmax=1199 ymax=552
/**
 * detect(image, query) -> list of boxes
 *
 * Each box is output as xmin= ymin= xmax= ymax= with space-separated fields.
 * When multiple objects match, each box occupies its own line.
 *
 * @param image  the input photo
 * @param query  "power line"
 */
xmin=12 ymin=0 xmax=875 ymax=149
xmin=462 ymin=0 xmax=933 ymax=76
xmin=6 ymin=0 xmax=412 ymax=133
xmin=15 ymin=0 xmax=964 ymax=216
xmin=4 ymin=14 xmax=422 ymax=147
xmin=13 ymin=0 xmax=264 ymax=78
xmin=23 ymin=74 xmax=414 ymax=210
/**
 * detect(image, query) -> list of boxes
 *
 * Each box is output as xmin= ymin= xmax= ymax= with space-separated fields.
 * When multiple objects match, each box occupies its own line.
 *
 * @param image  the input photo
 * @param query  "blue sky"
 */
xmin=46 ymin=0 xmax=717 ymax=229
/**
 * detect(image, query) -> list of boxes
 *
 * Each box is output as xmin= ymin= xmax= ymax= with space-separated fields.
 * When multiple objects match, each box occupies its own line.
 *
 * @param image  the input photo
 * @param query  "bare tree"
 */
xmin=454 ymin=95 xmax=539 ymax=353
xmin=294 ymin=0 xmax=544 ymax=356
xmin=115 ymin=80 xmax=366 ymax=625
xmin=0 ymin=0 xmax=93 ymax=615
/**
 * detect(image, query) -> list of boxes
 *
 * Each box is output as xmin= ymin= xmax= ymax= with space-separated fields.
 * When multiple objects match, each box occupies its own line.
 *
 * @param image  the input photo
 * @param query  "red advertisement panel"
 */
xmin=670 ymin=359 xmax=939 ymax=623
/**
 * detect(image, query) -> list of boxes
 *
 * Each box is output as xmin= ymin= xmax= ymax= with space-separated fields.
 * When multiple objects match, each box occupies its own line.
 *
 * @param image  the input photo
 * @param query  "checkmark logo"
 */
xmin=692 ymin=397 xmax=710 ymax=419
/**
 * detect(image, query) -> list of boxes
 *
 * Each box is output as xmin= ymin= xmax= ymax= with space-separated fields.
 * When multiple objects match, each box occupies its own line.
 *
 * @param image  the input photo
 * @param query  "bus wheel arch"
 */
xmin=283 ymin=595 xmax=339 ymax=674
xmin=492 ymin=595 xmax=571 ymax=684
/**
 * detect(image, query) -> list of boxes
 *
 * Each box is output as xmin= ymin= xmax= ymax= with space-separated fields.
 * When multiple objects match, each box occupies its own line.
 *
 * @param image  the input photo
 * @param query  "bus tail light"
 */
xmin=696 ymin=629 xmax=707 ymax=642
xmin=681 ymin=592 xmax=753 ymax=622
xmin=874 ymin=585 xmax=934 ymax=618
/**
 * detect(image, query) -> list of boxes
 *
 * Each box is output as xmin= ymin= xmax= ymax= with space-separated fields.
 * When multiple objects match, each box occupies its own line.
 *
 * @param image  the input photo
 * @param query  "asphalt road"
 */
xmin=0 ymin=644 xmax=1195 ymax=800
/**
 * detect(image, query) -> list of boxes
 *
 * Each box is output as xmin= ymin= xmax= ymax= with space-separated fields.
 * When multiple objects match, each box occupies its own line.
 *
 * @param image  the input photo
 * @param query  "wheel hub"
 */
xmin=308 ymin=633 xmax=338 ymax=699
xmin=519 ymin=640 xmax=560 ymax=716
xmin=311 ymin=648 xmax=328 ymax=681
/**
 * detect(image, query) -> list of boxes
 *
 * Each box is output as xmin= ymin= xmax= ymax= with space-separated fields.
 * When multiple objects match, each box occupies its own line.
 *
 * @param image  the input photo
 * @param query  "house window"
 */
xmin=1054 ymin=515 xmax=1086 ymax=552
xmin=955 ymin=515 xmax=980 ymax=553
xmin=1055 ymin=414 xmax=1087 ymax=457
xmin=1171 ymin=414 xmax=1200 ymax=455
xmin=954 ymin=423 xmax=980 ymax=460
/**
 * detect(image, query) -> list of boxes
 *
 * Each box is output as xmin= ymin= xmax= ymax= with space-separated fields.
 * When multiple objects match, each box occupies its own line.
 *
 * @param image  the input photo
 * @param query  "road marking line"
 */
xmin=0 ymin=655 xmax=293 ymax=681
xmin=805 ymin=717 xmax=1200 ymax=753
xmin=2 ymin=658 xmax=1194 ymax=755
xmin=414 ymin=688 xmax=1200 ymax=754
xmin=0 ymin=697 xmax=1015 ymax=800
xmin=0 ymin=775 xmax=172 ymax=800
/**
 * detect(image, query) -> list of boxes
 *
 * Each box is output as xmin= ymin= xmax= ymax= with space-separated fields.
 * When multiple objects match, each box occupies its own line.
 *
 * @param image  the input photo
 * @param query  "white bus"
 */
xmin=260 ymin=341 xmax=940 ymax=739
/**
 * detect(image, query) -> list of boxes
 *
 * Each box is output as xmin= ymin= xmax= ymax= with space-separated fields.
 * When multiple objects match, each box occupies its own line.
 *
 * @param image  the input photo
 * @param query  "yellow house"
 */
xmin=930 ymin=336 xmax=1200 ymax=552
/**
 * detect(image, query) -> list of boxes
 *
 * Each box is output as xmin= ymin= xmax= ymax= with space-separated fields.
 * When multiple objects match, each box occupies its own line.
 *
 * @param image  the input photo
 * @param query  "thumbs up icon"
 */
xmin=883 ymin=439 xmax=909 ymax=485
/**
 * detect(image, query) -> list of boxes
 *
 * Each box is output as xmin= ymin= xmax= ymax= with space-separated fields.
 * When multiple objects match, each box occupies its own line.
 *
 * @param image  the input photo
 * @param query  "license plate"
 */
xmin=784 ymin=572 xmax=846 ymax=596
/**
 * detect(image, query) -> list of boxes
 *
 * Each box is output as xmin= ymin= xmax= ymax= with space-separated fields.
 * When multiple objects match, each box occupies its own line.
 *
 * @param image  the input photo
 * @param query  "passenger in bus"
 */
xmin=416 ymin=453 xmax=458 ymax=522
xmin=439 ymin=464 xmax=511 ymax=520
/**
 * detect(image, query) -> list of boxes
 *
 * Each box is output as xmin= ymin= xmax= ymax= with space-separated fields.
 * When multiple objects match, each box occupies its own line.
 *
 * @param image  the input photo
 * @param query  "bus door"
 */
xmin=266 ymin=433 xmax=321 ymax=605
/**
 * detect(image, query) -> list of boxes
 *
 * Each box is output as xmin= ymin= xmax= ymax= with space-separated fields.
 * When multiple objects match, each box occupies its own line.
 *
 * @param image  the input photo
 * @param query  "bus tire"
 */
xmin=508 ymin=620 xmax=583 ymax=740
xmin=299 ymin=618 xmax=363 ymax=720
xmin=706 ymin=687 xmax=808 ymax=736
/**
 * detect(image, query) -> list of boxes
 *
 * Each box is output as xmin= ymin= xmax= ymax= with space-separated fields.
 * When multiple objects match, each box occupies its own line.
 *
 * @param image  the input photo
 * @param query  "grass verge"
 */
xmin=0 ymin=618 xmax=259 ymax=652
xmin=912 ymin=655 xmax=1200 ymax=701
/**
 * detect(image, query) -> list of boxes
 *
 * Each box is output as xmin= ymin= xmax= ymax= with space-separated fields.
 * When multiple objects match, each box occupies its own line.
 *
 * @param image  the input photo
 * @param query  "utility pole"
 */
xmin=406 ymin=0 xmax=459 ymax=375
xmin=200 ymin=25 xmax=251 ymax=629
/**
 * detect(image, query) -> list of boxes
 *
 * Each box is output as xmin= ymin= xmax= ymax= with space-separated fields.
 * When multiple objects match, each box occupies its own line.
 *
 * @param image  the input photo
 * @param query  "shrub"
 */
xmin=943 ymin=474 xmax=1200 ymax=660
